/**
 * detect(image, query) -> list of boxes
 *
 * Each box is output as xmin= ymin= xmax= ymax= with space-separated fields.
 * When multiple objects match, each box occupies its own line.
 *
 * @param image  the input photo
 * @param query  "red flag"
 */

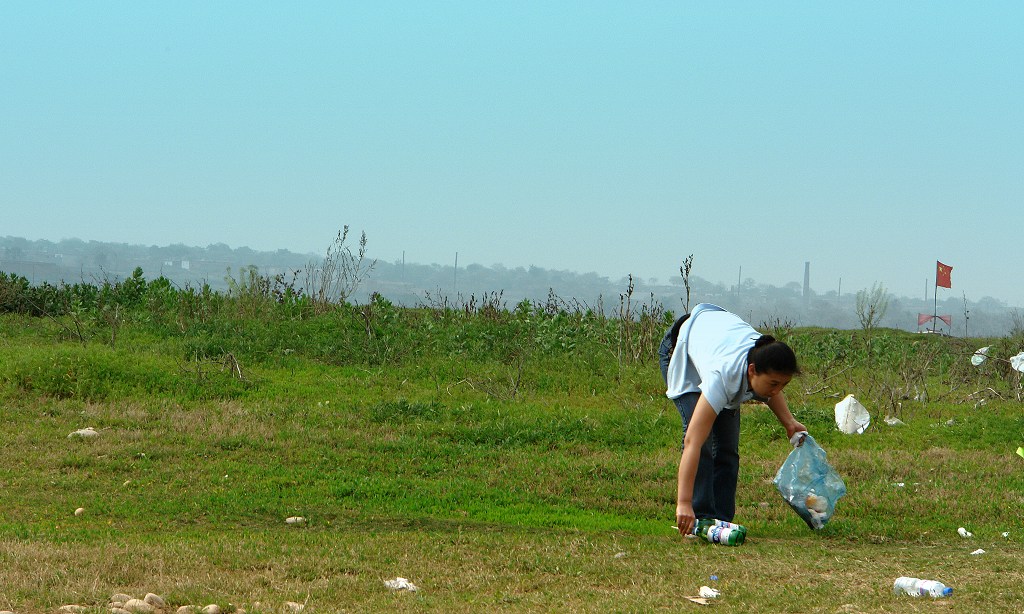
xmin=936 ymin=261 xmax=952 ymax=288
xmin=938 ymin=314 xmax=952 ymax=327
xmin=918 ymin=313 xmax=932 ymax=326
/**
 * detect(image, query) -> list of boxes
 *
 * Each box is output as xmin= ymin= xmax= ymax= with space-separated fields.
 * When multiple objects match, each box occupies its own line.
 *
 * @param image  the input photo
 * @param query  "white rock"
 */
xmin=111 ymin=594 xmax=134 ymax=603
xmin=74 ymin=507 xmax=85 ymax=516
xmin=59 ymin=606 xmax=87 ymax=613
xmin=285 ymin=516 xmax=306 ymax=525
xmin=175 ymin=607 xmax=198 ymax=614
xmin=201 ymin=605 xmax=222 ymax=614
xmin=144 ymin=593 xmax=166 ymax=608
xmin=68 ymin=427 xmax=100 ymax=439
xmin=123 ymin=599 xmax=155 ymax=613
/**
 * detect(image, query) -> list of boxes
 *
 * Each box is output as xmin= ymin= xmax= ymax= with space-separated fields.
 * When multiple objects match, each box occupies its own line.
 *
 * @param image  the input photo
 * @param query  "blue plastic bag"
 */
xmin=773 ymin=434 xmax=846 ymax=530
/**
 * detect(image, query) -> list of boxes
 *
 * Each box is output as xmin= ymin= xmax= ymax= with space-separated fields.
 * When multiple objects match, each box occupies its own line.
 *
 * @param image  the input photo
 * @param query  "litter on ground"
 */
xmin=384 ymin=577 xmax=419 ymax=592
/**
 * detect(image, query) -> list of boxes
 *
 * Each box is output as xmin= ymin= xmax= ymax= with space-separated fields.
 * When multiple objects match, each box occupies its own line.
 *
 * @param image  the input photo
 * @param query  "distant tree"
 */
xmin=855 ymin=283 xmax=889 ymax=333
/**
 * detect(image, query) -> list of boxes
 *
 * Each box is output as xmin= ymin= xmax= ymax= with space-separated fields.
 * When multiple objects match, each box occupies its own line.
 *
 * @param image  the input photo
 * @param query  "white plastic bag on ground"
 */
xmin=384 ymin=577 xmax=419 ymax=592
xmin=1010 ymin=351 xmax=1024 ymax=373
xmin=834 ymin=394 xmax=870 ymax=434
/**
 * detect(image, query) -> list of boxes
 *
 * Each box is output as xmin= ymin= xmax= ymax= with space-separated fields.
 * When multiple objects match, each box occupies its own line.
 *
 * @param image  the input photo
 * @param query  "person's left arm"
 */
xmin=766 ymin=392 xmax=806 ymax=440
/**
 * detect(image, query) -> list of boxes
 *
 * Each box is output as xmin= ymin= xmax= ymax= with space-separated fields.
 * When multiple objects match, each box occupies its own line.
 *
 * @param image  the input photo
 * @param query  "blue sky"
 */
xmin=2 ymin=2 xmax=1021 ymax=306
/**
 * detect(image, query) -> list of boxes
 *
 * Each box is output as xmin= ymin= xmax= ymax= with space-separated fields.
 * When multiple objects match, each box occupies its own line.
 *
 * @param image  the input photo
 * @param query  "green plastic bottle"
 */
xmin=693 ymin=518 xmax=746 ymax=546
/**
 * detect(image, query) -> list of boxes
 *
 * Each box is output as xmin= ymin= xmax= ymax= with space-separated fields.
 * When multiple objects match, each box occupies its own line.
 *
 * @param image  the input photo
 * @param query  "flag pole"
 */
xmin=932 ymin=261 xmax=939 ymax=333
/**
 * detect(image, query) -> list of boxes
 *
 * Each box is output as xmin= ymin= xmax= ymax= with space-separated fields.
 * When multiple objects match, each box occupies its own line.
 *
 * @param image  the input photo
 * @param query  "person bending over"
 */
xmin=658 ymin=303 xmax=806 ymax=536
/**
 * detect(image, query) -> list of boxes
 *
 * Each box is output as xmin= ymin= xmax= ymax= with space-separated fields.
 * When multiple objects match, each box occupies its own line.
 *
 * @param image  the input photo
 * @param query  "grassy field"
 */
xmin=1 ymin=274 xmax=1022 ymax=612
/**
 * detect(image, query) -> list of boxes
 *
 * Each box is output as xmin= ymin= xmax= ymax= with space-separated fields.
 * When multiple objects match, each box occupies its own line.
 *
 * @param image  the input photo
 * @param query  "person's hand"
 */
xmin=676 ymin=502 xmax=696 ymax=536
xmin=785 ymin=420 xmax=807 ymax=441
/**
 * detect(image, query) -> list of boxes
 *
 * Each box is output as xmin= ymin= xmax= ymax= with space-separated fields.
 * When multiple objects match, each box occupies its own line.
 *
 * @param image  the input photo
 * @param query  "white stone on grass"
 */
xmin=144 ymin=593 xmax=167 ymax=608
xmin=285 ymin=516 xmax=306 ymax=525
xmin=74 ymin=507 xmax=85 ymax=516
xmin=68 ymin=427 xmax=100 ymax=439
xmin=123 ymin=598 xmax=155 ymax=613
xmin=201 ymin=605 xmax=222 ymax=614
xmin=59 ymin=606 xmax=87 ymax=613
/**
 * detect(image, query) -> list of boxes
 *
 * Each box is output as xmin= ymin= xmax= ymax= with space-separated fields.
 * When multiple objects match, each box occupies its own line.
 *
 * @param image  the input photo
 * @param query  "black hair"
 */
xmin=747 ymin=334 xmax=800 ymax=375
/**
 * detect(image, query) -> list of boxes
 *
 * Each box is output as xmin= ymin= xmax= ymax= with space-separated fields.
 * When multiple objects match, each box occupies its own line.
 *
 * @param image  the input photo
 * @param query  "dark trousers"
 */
xmin=658 ymin=317 xmax=741 ymax=521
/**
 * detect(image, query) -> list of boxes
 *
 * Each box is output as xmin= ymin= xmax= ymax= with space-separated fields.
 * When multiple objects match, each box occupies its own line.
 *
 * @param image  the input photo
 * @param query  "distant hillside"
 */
xmin=1 ymin=235 xmax=1019 ymax=336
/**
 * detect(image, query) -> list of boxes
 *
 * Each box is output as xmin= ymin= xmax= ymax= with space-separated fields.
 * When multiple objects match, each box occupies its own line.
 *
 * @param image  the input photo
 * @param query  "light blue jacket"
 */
xmin=664 ymin=303 xmax=765 ymax=412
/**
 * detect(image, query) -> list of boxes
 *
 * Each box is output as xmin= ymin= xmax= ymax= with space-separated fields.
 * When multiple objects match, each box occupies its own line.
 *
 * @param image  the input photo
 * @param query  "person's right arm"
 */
xmin=675 ymin=394 xmax=717 ymax=536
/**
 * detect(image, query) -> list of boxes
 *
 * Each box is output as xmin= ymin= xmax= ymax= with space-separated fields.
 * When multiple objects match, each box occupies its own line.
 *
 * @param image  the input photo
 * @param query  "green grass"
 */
xmin=1 ymin=302 xmax=1023 ymax=612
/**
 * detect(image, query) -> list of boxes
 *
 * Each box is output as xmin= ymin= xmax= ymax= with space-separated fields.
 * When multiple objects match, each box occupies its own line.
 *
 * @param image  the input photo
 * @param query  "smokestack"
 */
xmin=803 ymin=262 xmax=810 ymax=307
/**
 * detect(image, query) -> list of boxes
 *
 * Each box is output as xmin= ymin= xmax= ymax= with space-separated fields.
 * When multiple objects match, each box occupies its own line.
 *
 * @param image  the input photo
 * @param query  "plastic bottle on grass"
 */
xmin=893 ymin=577 xmax=953 ymax=598
xmin=693 ymin=519 xmax=746 ymax=546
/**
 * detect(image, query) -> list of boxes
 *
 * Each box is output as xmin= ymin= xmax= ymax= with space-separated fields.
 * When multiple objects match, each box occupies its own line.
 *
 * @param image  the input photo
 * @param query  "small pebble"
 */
xmin=201 ymin=605 xmax=222 ymax=614
xmin=74 ymin=507 xmax=85 ymax=516
xmin=285 ymin=516 xmax=306 ymax=525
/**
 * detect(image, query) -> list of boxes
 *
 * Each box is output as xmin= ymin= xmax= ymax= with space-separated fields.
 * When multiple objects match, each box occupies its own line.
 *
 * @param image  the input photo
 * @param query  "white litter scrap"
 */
xmin=698 ymin=586 xmax=721 ymax=599
xmin=68 ymin=427 xmax=100 ymax=439
xmin=971 ymin=548 xmax=986 ymax=555
xmin=958 ymin=527 xmax=973 ymax=538
xmin=834 ymin=395 xmax=870 ymax=434
xmin=971 ymin=346 xmax=990 ymax=366
xmin=884 ymin=416 xmax=905 ymax=426
xmin=384 ymin=577 xmax=419 ymax=592
xmin=1010 ymin=351 xmax=1024 ymax=373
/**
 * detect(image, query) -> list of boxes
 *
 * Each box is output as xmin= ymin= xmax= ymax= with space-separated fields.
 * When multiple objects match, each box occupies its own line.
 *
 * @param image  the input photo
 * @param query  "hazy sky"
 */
xmin=2 ymin=3 xmax=1022 ymax=306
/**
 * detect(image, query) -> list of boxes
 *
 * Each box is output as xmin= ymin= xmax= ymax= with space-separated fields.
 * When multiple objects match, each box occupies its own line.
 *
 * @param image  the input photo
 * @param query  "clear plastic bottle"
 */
xmin=693 ymin=519 xmax=746 ymax=546
xmin=893 ymin=577 xmax=953 ymax=598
